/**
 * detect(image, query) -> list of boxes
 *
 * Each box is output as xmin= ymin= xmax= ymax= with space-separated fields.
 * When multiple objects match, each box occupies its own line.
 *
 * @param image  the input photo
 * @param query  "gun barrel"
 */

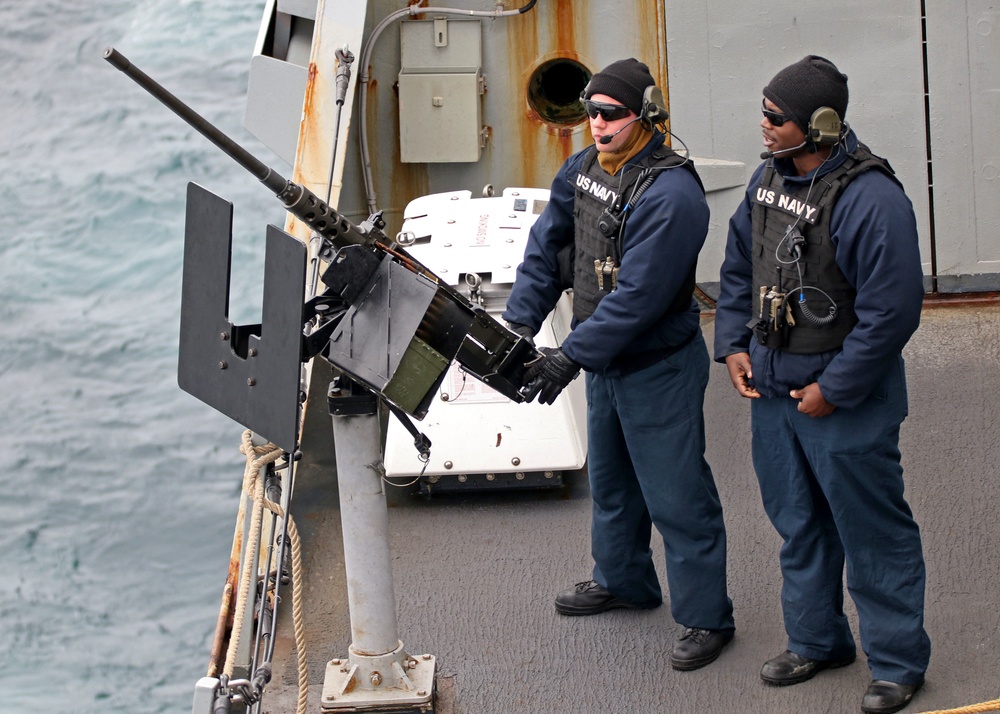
xmin=103 ymin=47 xmax=370 ymax=248
xmin=104 ymin=47 xmax=279 ymax=188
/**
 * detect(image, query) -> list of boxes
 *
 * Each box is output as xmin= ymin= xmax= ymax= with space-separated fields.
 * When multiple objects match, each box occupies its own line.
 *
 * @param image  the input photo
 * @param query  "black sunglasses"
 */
xmin=583 ymin=100 xmax=633 ymax=122
xmin=761 ymin=100 xmax=792 ymax=127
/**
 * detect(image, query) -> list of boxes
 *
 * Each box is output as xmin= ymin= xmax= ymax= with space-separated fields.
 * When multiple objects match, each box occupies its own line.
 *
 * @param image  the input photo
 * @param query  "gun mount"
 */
xmin=104 ymin=47 xmax=536 ymax=453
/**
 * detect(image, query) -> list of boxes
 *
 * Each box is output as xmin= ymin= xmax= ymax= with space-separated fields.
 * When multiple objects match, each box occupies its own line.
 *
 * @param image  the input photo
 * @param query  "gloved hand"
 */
xmin=506 ymin=321 xmax=536 ymax=347
xmin=521 ymin=347 xmax=580 ymax=405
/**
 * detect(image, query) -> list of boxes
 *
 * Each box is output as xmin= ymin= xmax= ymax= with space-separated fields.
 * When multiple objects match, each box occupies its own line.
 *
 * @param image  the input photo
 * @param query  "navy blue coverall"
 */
xmin=504 ymin=133 xmax=734 ymax=634
xmin=714 ymin=131 xmax=930 ymax=684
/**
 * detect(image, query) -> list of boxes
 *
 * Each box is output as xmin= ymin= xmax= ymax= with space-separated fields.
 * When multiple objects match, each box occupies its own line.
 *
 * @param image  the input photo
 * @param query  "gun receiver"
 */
xmin=103 ymin=47 xmax=535 ymax=448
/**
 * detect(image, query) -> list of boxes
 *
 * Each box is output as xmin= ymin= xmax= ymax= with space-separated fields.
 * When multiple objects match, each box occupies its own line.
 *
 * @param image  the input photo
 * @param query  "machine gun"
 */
xmin=103 ymin=47 xmax=537 ymax=453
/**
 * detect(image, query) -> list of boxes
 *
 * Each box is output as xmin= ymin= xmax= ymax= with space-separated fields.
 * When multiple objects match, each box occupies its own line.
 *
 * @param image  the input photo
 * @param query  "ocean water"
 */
xmin=0 ymin=2 xmax=288 ymax=711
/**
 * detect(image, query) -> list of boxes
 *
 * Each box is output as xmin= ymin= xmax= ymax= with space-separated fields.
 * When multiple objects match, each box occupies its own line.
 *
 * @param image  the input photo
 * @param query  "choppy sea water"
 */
xmin=0 ymin=2 xmax=287 ymax=711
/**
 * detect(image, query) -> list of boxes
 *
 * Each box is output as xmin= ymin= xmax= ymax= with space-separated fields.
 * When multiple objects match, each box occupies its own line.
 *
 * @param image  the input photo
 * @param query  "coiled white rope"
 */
xmin=223 ymin=431 xmax=309 ymax=714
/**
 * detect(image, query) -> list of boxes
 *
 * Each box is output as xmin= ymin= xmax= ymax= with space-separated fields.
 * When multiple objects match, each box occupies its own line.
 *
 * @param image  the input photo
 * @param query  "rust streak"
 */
xmin=554 ymin=0 xmax=576 ymax=50
xmin=295 ymin=62 xmax=322 ymax=183
xmin=509 ymin=6 xmax=540 ymax=186
xmin=408 ymin=0 xmax=429 ymax=21
xmin=207 ymin=578 xmax=235 ymax=676
xmin=507 ymin=0 xmax=587 ymax=188
xmin=637 ymin=2 xmax=671 ymax=136
xmin=923 ymin=291 xmax=1000 ymax=308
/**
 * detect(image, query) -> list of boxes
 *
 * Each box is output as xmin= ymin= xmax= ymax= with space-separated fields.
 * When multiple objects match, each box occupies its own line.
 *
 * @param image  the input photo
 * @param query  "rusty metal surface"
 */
xmin=922 ymin=291 xmax=1000 ymax=308
xmin=207 ymin=580 xmax=234 ymax=677
xmin=332 ymin=0 xmax=674 ymax=231
xmin=288 ymin=0 xmax=369 ymax=240
xmin=262 ymin=303 xmax=1000 ymax=713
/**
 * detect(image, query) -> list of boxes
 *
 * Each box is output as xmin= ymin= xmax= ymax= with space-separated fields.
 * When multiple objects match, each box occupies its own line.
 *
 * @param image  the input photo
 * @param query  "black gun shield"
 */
xmin=178 ymin=182 xmax=306 ymax=453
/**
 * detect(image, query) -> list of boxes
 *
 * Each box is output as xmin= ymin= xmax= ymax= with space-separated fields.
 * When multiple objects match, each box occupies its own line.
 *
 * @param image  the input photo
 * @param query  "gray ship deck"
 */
xmin=265 ymin=300 xmax=1000 ymax=714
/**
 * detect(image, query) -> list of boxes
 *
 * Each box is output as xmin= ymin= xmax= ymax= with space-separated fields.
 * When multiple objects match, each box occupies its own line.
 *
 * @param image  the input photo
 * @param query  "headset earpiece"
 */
xmin=640 ymin=84 xmax=668 ymax=129
xmin=808 ymin=106 xmax=842 ymax=145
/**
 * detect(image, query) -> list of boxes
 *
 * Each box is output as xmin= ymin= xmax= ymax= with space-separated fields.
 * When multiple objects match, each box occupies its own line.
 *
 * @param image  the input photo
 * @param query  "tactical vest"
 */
xmin=750 ymin=144 xmax=899 ymax=354
xmin=570 ymin=146 xmax=703 ymax=322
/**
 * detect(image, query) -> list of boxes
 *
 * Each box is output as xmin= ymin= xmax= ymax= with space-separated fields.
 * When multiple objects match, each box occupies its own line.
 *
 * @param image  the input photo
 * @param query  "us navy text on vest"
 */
xmin=575 ymin=174 xmax=619 ymax=206
xmin=570 ymin=145 xmax=701 ymax=323
xmin=753 ymin=187 xmax=820 ymax=224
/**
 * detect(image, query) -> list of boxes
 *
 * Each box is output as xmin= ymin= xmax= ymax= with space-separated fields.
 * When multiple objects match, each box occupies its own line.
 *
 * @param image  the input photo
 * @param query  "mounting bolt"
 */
xmin=511 ymin=457 xmax=521 ymax=466
xmin=444 ymin=461 xmax=453 ymax=470
xmin=248 ymin=347 xmax=257 ymax=357
xmin=247 ymin=378 xmax=256 ymax=387
xmin=219 ymin=361 xmax=228 ymax=370
xmin=220 ymin=332 xmax=229 ymax=341
xmin=370 ymin=671 xmax=382 ymax=686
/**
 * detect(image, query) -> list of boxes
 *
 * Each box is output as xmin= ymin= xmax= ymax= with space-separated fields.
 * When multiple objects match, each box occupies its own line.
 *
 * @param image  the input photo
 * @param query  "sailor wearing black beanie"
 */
xmin=763 ymin=54 xmax=849 ymax=135
xmin=715 ymin=55 xmax=930 ymax=714
xmin=582 ymin=57 xmax=655 ymax=116
xmin=505 ymin=57 xmax=735 ymax=674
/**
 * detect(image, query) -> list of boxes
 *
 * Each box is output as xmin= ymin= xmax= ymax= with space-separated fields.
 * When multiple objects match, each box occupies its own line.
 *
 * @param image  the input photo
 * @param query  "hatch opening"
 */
xmin=527 ymin=58 xmax=591 ymax=125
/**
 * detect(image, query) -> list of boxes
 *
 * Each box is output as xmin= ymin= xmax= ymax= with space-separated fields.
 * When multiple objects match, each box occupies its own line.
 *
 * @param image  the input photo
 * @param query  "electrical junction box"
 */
xmin=398 ymin=18 xmax=484 ymax=163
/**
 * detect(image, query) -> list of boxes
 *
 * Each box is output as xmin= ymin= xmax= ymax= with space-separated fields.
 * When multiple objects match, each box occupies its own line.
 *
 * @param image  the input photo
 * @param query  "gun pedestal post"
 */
xmin=322 ymin=379 xmax=435 ymax=712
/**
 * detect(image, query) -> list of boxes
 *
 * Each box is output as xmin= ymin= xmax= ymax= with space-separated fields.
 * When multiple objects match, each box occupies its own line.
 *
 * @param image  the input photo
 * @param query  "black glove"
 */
xmin=521 ymin=347 xmax=580 ymax=405
xmin=506 ymin=321 xmax=535 ymax=347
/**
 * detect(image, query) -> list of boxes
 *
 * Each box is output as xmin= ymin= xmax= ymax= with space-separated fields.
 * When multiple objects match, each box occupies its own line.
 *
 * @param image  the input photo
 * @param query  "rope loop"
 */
xmin=222 ymin=431 xmax=309 ymax=714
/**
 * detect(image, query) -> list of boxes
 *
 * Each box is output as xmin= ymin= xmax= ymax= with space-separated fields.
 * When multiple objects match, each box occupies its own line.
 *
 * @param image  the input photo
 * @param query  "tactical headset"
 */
xmin=637 ymin=84 xmax=669 ymax=129
xmin=807 ymin=105 xmax=843 ymax=145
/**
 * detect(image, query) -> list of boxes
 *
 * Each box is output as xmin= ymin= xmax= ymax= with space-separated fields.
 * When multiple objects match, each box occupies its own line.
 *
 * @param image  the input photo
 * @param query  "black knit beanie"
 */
xmin=584 ymin=58 xmax=654 ymax=115
xmin=763 ymin=55 xmax=849 ymax=133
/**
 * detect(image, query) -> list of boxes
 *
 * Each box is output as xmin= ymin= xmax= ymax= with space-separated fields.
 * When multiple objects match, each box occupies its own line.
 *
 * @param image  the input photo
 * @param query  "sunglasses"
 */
xmin=583 ymin=100 xmax=633 ymax=122
xmin=761 ymin=100 xmax=792 ymax=127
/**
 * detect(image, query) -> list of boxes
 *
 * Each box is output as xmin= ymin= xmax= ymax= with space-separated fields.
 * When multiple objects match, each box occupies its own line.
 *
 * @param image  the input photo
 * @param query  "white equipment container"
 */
xmin=384 ymin=187 xmax=587 ymax=491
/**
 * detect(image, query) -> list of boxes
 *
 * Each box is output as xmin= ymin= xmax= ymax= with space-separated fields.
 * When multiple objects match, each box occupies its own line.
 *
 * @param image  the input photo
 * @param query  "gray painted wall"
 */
xmin=925 ymin=0 xmax=999 ymax=289
xmin=666 ymin=0 xmax=998 ymax=289
xmin=247 ymin=0 xmax=999 ymax=289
